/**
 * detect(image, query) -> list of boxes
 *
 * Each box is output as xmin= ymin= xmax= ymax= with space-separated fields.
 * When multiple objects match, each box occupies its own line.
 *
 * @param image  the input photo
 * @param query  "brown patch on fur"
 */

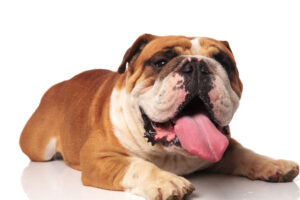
xmin=135 ymin=65 xmax=158 ymax=86
xmin=123 ymin=36 xmax=192 ymax=93
xmin=20 ymin=69 xmax=129 ymax=190
xmin=199 ymin=37 xmax=243 ymax=98
xmin=158 ymin=56 xmax=185 ymax=80
xmin=220 ymin=40 xmax=232 ymax=52
xmin=140 ymin=36 xmax=192 ymax=61
xmin=173 ymin=46 xmax=192 ymax=55
xmin=118 ymin=34 xmax=156 ymax=74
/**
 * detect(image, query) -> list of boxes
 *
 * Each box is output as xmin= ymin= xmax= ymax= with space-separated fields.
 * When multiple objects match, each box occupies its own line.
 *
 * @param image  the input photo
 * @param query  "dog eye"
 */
xmin=155 ymin=60 xmax=168 ymax=68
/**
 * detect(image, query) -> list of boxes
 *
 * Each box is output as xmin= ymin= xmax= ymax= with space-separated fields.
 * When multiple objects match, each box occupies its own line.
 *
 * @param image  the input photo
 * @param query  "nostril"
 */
xmin=199 ymin=61 xmax=210 ymax=74
xmin=181 ymin=63 xmax=193 ymax=73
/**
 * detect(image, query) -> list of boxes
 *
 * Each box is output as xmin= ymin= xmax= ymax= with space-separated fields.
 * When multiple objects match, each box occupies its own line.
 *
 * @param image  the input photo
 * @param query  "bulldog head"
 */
xmin=118 ymin=34 xmax=243 ymax=162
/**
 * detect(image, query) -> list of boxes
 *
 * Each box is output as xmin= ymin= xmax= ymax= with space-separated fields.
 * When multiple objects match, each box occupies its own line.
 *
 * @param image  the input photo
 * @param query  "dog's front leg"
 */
xmin=122 ymin=157 xmax=195 ymax=200
xmin=207 ymin=138 xmax=299 ymax=182
xmin=80 ymin=134 xmax=194 ymax=200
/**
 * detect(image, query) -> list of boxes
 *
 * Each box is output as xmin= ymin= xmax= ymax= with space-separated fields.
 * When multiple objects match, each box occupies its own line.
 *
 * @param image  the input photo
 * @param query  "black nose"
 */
xmin=180 ymin=59 xmax=209 ymax=75
xmin=180 ymin=62 xmax=193 ymax=73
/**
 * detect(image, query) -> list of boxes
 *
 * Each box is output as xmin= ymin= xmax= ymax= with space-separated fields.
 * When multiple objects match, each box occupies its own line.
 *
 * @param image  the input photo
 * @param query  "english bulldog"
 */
xmin=20 ymin=34 xmax=299 ymax=200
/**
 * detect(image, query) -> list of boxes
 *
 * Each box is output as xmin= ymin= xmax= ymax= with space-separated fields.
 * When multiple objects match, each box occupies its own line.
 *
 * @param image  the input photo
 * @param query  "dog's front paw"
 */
xmin=141 ymin=171 xmax=194 ymax=200
xmin=247 ymin=159 xmax=299 ymax=182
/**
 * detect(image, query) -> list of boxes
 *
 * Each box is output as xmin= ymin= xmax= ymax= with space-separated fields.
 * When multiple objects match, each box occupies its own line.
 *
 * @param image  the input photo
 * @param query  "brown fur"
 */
xmin=20 ymin=69 xmax=129 ymax=190
xmin=20 ymin=34 xmax=298 ymax=199
xmin=207 ymin=138 xmax=299 ymax=182
xmin=199 ymin=37 xmax=243 ymax=97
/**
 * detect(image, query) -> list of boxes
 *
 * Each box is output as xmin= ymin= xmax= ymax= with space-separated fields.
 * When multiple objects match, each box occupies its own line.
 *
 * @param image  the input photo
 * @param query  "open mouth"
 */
xmin=141 ymin=96 xmax=230 ymax=162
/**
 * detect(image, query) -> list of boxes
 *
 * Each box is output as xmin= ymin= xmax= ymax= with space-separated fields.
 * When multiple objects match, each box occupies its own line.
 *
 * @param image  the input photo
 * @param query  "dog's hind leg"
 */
xmin=19 ymin=85 xmax=62 ymax=162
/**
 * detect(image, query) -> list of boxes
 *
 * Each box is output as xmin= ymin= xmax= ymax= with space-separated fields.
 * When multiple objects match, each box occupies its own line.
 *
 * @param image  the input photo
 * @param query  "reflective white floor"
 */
xmin=21 ymin=160 xmax=300 ymax=200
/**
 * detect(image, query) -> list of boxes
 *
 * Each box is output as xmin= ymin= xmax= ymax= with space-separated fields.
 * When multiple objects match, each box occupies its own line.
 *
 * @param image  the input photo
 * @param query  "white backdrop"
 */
xmin=1 ymin=0 xmax=300 ymax=199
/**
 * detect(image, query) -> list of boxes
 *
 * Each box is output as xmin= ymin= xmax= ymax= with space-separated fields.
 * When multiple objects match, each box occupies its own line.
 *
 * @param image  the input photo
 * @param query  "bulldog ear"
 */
xmin=118 ymin=34 xmax=156 ymax=74
xmin=220 ymin=40 xmax=232 ymax=53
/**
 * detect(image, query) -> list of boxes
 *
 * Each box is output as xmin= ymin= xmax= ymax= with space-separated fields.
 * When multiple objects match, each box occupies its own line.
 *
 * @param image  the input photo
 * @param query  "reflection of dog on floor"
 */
xmin=20 ymin=34 xmax=299 ymax=200
xmin=21 ymin=162 xmax=300 ymax=200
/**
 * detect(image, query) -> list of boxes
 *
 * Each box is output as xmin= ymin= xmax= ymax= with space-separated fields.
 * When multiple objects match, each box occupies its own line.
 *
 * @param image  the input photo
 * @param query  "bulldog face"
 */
xmin=118 ymin=34 xmax=243 ymax=162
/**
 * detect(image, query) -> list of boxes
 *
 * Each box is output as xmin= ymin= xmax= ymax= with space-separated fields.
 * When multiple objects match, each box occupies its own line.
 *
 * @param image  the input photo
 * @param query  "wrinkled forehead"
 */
xmin=140 ymin=36 xmax=191 ymax=60
xmin=140 ymin=36 xmax=234 ymax=61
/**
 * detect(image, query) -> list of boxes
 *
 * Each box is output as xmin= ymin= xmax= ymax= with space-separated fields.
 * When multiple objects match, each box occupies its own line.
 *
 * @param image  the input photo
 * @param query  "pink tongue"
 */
xmin=174 ymin=114 xmax=228 ymax=162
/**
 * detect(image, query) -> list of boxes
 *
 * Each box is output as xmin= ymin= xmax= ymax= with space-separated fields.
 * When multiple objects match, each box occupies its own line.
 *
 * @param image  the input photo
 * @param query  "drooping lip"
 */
xmin=141 ymin=94 xmax=228 ymax=147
